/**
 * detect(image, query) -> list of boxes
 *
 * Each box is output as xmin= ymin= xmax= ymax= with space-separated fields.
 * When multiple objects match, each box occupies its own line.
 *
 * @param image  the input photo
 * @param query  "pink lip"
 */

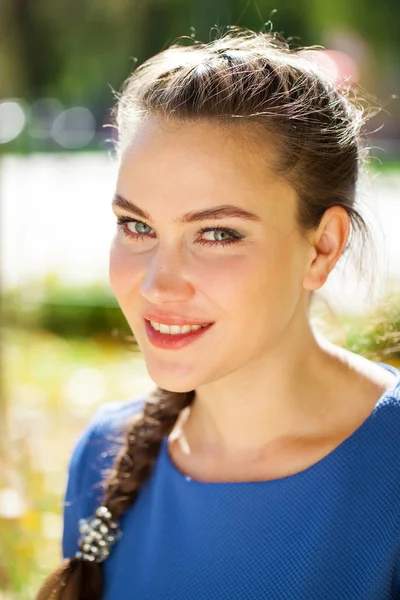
xmin=144 ymin=318 xmax=214 ymax=350
xmin=142 ymin=312 xmax=214 ymax=327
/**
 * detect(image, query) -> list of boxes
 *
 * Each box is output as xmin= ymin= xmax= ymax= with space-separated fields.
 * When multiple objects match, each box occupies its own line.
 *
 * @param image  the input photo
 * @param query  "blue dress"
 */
xmin=62 ymin=361 xmax=400 ymax=599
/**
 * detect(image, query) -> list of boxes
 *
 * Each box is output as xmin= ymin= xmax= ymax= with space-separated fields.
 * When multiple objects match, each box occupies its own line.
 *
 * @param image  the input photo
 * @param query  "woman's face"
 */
xmin=109 ymin=116 xmax=314 ymax=392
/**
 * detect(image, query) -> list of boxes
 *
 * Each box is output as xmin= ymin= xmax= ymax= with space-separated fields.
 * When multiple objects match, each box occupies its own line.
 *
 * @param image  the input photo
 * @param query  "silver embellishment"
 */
xmin=75 ymin=505 xmax=122 ymax=563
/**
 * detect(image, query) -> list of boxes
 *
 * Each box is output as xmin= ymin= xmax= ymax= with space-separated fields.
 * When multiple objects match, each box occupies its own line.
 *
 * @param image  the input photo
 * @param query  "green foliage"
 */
xmin=1 ymin=275 xmax=134 ymax=344
xmin=341 ymin=292 xmax=400 ymax=361
xmin=0 ymin=325 xmax=149 ymax=597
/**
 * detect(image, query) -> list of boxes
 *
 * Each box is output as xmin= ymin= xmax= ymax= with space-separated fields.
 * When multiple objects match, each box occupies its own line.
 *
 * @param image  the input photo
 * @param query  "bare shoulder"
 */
xmin=337 ymin=349 xmax=399 ymax=396
xmin=319 ymin=338 xmax=399 ymax=400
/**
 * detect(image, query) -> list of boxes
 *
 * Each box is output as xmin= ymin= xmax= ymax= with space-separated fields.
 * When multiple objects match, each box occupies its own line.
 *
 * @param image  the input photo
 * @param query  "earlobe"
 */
xmin=302 ymin=206 xmax=350 ymax=291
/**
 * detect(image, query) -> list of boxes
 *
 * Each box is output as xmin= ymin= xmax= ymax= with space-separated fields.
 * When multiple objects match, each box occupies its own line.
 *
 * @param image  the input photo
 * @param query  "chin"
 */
xmin=149 ymin=376 xmax=195 ymax=394
xmin=142 ymin=362 xmax=196 ymax=394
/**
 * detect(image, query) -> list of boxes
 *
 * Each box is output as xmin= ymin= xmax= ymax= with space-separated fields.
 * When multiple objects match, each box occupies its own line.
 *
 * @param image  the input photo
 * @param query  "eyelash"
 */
xmin=116 ymin=216 xmax=245 ymax=247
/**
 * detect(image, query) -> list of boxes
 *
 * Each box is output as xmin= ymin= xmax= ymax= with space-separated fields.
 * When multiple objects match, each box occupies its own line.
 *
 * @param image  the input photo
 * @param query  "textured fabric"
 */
xmin=62 ymin=361 xmax=400 ymax=599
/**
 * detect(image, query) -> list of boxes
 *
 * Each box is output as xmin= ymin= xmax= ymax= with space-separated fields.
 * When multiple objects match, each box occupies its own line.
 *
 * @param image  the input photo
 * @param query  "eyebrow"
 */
xmin=112 ymin=193 xmax=262 ymax=224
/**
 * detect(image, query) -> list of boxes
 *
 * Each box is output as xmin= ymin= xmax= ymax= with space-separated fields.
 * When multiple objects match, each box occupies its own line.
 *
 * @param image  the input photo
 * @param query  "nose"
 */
xmin=140 ymin=245 xmax=195 ymax=304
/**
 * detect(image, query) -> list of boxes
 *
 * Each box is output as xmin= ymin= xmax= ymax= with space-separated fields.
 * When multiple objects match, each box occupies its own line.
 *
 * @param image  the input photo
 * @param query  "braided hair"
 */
xmin=36 ymin=388 xmax=195 ymax=599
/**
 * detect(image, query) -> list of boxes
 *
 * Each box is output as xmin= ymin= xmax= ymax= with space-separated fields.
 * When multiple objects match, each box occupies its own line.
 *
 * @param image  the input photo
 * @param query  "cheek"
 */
xmin=189 ymin=251 xmax=283 ymax=315
xmin=227 ymin=243 xmax=303 ymax=325
xmin=109 ymin=241 xmax=144 ymax=298
xmin=195 ymin=254 xmax=249 ymax=293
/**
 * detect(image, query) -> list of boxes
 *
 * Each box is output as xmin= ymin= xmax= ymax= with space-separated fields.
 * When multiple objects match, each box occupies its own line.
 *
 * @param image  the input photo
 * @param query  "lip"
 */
xmin=144 ymin=318 xmax=214 ymax=350
xmin=142 ymin=312 xmax=214 ymax=327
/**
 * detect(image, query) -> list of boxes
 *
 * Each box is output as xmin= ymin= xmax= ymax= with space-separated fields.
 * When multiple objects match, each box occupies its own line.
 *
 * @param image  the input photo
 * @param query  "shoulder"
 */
xmin=352 ymin=363 xmax=400 ymax=485
xmin=84 ymin=396 xmax=147 ymax=444
xmin=373 ymin=362 xmax=400 ymax=416
xmin=67 ymin=396 xmax=147 ymax=490
xmin=62 ymin=394 xmax=147 ymax=558
xmin=366 ymin=362 xmax=400 ymax=441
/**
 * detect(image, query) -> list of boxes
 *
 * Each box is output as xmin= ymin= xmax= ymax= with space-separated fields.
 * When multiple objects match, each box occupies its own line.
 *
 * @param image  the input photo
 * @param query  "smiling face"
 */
xmin=109 ymin=116 xmax=315 ymax=392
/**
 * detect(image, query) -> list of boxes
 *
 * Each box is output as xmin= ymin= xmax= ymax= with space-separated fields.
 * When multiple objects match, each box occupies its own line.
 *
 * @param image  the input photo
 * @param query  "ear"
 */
xmin=302 ymin=206 xmax=350 ymax=291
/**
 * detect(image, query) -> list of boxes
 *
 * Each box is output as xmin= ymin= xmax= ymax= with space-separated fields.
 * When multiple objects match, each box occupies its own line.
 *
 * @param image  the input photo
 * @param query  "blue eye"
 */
xmin=116 ymin=217 xmax=155 ymax=239
xmin=195 ymin=226 xmax=245 ymax=247
xmin=115 ymin=217 xmax=245 ymax=247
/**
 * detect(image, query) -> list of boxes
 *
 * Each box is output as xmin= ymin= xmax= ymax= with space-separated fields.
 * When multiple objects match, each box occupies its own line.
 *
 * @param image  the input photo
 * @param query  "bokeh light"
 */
xmin=28 ymin=98 xmax=64 ymax=140
xmin=301 ymin=49 xmax=360 ymax=84
xmin=51 ymin=106 xmax=96 ymax=149
xmin=0 ymin=100 xmax=26 ymax=144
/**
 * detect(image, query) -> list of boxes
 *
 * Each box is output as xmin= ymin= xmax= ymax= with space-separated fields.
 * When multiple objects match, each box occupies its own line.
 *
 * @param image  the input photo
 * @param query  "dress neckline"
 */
xmin=160 ymin=361 xmax=400 ymax=487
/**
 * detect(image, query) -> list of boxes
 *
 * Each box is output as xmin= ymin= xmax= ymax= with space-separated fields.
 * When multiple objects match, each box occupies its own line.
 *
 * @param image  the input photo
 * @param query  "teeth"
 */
xmin=150 ymin=321 xmax=210 ymax=335
xmin=169 ymin=325 xmax=196 ymax=334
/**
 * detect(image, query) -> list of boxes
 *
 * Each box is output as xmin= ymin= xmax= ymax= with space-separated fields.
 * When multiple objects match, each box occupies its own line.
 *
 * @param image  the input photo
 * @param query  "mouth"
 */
xmin=143 ymin=318 xmax=215 ymax=350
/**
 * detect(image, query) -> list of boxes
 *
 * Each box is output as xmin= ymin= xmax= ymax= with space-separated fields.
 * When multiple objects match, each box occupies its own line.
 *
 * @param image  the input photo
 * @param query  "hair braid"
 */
xmin=104 ymin=388 xmax=195 ymax=518
xmin=35 ymin=389 xmax=195 ymax=600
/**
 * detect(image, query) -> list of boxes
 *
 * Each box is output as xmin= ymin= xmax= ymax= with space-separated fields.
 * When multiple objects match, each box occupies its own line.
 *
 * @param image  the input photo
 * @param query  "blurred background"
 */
xmin=0 ymin=0 xmax=399 ymax=597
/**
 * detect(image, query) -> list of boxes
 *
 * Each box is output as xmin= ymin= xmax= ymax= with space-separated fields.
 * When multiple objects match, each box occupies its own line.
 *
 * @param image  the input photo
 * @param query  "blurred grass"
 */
xmin=0 ymin=320 xmax=153 ymax=598
xmin=0 ymin=284 xmax=399 ymax=598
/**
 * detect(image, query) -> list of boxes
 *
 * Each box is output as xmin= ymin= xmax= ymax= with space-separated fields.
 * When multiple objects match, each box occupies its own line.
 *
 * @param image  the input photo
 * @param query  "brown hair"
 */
xmin=36 ymin=27 xmax=375 ymax=599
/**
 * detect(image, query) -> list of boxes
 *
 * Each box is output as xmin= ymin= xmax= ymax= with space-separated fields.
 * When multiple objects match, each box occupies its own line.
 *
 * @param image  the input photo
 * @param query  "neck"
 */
xmin=178 ymin=324 xmax=346 ymax=457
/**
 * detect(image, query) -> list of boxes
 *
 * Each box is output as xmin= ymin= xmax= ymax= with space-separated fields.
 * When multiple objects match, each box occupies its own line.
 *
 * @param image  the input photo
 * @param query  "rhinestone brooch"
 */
xmin=75 ymin=506 xmax=122 ymax=563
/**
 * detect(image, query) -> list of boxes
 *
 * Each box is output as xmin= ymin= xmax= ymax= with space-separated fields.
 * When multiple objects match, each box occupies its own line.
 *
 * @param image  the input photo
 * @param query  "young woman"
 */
xmin=37 ymin=28 xmax=400 ymax=600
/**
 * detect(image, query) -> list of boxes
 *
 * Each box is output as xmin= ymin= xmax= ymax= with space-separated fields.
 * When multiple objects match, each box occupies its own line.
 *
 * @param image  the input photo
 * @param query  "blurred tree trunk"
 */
xmin=8 ymin=0 xmax=62 ymax=98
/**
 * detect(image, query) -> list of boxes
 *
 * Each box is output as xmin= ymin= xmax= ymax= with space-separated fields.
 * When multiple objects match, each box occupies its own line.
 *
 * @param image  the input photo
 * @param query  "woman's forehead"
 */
xmin=117 ymin=116 xmax=299 ymax=235
xmin=119 ymin=117 xmax=286 ymax=192
xmin=121 ymin=114 xmax=281 ymax=170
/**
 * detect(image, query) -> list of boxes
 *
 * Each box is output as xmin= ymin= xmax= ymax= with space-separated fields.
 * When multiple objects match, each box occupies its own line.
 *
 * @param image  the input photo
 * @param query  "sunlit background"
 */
xmin=0 ymin=1 xmax=399 ymax=597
